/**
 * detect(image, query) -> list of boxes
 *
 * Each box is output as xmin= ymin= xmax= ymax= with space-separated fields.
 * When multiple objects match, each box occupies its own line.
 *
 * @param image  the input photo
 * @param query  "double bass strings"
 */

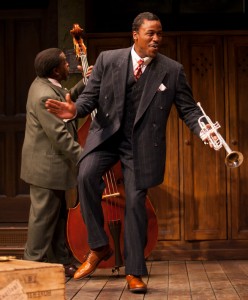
xmin=103 ymin=171 xmax=122 ymax=221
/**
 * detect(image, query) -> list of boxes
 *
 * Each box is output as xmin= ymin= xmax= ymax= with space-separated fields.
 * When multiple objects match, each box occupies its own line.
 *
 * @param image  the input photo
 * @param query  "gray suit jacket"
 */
xmin=75 ymin=47 xmax=203 ymax=189
xmin=21 ymin=77 xmax=85 ymax=190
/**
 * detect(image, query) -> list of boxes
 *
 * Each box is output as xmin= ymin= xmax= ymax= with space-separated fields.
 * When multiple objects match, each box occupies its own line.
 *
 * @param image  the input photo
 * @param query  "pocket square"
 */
xmin=158 ymin=83 xmax=167 ymax=91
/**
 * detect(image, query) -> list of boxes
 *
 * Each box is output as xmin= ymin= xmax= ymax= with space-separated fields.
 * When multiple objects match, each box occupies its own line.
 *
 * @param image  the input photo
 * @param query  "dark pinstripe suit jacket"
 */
xmin=75 ymin=47 xmax=203 ymax=189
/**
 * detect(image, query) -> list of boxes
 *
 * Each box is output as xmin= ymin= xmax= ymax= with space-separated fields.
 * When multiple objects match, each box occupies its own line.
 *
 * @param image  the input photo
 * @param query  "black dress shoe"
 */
xmin=63 ymin=264 xmax=78 ymax=277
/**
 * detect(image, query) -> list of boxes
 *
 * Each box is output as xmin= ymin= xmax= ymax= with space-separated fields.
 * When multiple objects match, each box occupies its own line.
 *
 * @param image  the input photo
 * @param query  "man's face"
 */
xmin=56 ymin=53 xmax=70 ymax=82
xmin=133 ymin=19 xmax=163 ymax=58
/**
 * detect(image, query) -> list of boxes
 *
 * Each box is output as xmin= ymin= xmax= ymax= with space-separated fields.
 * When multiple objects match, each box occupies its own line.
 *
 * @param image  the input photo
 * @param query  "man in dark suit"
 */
xmin=45 ymin=12 xmax=211 ymax=292
xmin=21 ymin=48 xmax=92 ymax=277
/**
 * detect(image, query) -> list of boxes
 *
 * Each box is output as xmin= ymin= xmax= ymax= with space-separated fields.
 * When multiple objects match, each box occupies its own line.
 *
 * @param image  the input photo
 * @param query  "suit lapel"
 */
xmin=135 ymin=55 xmax=167 ymax=125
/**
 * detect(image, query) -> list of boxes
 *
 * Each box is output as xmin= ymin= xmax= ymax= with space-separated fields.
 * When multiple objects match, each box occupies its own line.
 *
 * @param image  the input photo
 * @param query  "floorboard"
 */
xmin=65 ymin=260 xmax=248 ymax=299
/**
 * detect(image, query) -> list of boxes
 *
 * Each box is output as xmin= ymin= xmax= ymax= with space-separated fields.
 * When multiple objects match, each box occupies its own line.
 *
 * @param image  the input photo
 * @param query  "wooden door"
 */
xmin=0 ymin=8 xmax=57 ymax=224
xmin=180 ymin=35 xmax=227 ymax=240
xmin=227 ymin=36 xmax=248 ymax=239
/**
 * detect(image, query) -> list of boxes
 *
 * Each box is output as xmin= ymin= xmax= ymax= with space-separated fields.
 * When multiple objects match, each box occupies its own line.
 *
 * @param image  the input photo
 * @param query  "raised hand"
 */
xmin=85 ymin=65 xmax=94 ymax=77
xmin=77 ymin=65 xmax=94 ymax=78
xmin=45 ymin=93 xmax=76 ymax=119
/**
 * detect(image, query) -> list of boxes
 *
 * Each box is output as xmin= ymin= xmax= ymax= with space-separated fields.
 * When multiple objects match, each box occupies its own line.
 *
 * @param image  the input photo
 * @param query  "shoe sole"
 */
xmin=129 ymin=288 xmax=147 ymax=294
xmin=74 ymin=249 xmax=114 ymax=280
xmin=129 ymin=287 xmax=147 ymax=294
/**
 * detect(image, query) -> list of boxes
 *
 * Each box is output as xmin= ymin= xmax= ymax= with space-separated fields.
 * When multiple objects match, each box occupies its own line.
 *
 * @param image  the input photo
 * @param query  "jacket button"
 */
xmin=105 ymin=113 xmax=109 ymax=118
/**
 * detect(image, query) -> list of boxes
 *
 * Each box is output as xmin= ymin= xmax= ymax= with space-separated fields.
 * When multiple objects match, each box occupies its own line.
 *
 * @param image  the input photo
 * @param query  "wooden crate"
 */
xmin=0 ymin=258 xmax=65 ymax=299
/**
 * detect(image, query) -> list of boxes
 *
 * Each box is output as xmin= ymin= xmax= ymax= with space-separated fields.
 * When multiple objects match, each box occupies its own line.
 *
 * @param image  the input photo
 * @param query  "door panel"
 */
xmin=180 ymin=35 xmax=227 ymax=240
xmin=227 ymin=36 xmax=248 ymax=239
xmin=0 ymin=9 xmax=57 ymax=223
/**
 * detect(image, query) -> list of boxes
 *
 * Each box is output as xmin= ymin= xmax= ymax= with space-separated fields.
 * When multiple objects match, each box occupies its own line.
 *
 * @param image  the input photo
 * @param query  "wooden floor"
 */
xmin=65 ymin=260 xmax=248 ymax=299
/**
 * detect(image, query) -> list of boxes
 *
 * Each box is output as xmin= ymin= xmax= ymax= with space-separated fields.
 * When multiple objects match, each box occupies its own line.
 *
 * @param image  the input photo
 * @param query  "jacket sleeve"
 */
xmin=70 ymin=79 xmax=86 ymax=101
xmin=174 ymin=65 xmax=203 ymax=136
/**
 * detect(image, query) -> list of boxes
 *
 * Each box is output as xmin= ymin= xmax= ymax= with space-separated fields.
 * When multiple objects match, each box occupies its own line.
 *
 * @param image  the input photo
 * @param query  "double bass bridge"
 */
xmin=102 ymin=192 xmax=120 ymax=199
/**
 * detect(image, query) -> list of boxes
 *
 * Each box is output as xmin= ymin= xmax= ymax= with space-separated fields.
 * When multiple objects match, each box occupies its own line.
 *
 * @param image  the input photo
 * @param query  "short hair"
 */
xmin=132 ymin=12 xmax=160 ymax=32
xmin=34 ymin=48 xmax=63 ymax=77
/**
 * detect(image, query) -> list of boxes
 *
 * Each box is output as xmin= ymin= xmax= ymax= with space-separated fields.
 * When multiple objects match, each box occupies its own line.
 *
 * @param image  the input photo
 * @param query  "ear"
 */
xmin=53 ymin=67 xmax=60 ymax=76
xmin=133 ymin=31 xmax=138 ymax=40
xmin=50 ymin=67 xmax=60 ymax=81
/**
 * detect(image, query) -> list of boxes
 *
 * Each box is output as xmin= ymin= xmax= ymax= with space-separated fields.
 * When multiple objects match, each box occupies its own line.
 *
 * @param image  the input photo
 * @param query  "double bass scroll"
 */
xmin=70 ymin=24 xmax=89 ymax=85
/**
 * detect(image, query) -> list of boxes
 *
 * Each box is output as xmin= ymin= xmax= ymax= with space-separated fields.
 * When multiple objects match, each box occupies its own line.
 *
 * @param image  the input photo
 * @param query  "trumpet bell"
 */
xmin=225 ymin=151 xmax=244 ymax=168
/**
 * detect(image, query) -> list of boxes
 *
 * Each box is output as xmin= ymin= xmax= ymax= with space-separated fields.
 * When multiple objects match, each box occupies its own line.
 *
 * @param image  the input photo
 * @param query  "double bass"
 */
xmin=66 ymin=24 xmax=158 ymax=272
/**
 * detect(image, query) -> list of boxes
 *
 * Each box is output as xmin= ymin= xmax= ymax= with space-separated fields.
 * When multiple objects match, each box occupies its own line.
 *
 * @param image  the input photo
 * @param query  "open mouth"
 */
xmin=150 ymin=44 xmax=158 ymax=49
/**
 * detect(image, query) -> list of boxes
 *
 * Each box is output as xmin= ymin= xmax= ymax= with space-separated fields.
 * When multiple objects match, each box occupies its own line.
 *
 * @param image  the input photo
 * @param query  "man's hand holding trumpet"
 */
xmin=197 ymin=102 xmax=243 ymax=168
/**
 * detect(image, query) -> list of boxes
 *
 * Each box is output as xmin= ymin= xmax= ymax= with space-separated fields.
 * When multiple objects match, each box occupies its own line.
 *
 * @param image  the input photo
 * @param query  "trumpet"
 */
xmin=197 ymin=102 xmax=244 ymax=168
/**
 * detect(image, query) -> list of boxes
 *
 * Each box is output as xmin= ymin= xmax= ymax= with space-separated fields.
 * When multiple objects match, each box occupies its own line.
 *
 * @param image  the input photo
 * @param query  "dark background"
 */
xmin=0 ymin=0 xmax=247 ymax=32
xmin=85 ymin=0 xmax=248 ymax=32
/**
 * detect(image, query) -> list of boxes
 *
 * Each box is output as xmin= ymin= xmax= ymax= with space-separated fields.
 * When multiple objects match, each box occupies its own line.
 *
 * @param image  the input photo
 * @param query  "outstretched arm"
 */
xmin=45 ymin=93 xmax=76 ymax=119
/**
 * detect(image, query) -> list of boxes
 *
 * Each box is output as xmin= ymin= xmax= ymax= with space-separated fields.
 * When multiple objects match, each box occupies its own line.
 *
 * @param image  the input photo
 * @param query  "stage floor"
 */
xmin=65 ymin=260 xmax=248 ymax=299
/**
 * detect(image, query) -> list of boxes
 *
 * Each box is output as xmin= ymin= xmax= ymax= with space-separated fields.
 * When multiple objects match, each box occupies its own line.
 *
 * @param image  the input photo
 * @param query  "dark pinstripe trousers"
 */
xmin=77 ymin=137 xmax=148 ymax=276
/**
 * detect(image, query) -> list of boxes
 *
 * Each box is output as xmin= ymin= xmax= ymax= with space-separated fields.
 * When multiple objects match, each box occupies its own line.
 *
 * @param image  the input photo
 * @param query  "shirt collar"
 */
xmin=48 ymin=78 xmax=62 ymax=88
xmin=131 ymin=46 xmax=153 ymax=68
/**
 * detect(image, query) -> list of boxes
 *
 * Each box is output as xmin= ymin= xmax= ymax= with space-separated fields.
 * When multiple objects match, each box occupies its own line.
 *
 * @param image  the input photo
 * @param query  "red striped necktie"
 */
xmin=134 ymin=59 xmax=144 ymax=80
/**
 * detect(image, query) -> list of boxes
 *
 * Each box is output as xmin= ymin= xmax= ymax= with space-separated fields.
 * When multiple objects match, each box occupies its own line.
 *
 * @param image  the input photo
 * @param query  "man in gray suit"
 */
xmin=21 ymin=48 xmax=92 ymax=277
xmin=45 ymin=12 xmax=212 ymax=292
